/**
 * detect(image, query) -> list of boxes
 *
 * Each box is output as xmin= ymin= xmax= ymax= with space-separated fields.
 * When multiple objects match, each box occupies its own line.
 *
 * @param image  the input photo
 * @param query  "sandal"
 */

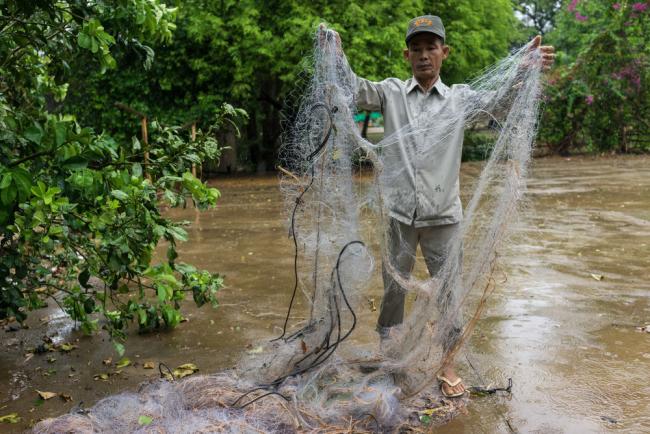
xmin=437 ymin=374 xmax=466 ymax=398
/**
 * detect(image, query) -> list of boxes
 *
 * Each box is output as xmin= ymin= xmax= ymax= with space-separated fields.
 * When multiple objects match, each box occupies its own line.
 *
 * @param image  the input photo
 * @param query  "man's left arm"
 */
xmin=464 ymin=36 xmax=555 ymax=125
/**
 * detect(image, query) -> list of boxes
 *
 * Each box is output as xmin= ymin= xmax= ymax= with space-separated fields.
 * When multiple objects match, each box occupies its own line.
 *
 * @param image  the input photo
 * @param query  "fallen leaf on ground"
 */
xmin=172 ymin=369 xmax=194 ymax=379
xmin=93 ymin=373 xmax=109 ymax=381
xmin=590 ymin=273 xmax=604 ymax=281
xmin=115 ymin=357 xmax=131 ymax=369
xmin=247 ymin=346 xmax=264 ymax=354
xmin=143 ymin=362 xmax=155 ymax=369
xmin=166 ymin=363 xmax=199 ymax=380
xmin=102 ymin=358 xmax=112 ymax=365
xmin=0 ymin=413 xmax=21 ymax=423
xmin=60 ymin=393 xmax=72 ymax=402
xmin=138 ymin=415 xmax=153 ymax=426
xmin=176 ymin=363 xmax=198 ymax=371
xmin=58 ymin=343 xmax=77 ymax=352
xmin=36 ymin=390 xmax=57 ymax=400
xmin=0 ymin=413 xmax=20 ymax=423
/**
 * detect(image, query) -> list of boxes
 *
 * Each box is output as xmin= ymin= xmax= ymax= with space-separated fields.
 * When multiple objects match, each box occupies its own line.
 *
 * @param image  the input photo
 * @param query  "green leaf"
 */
xmin=161 ymin=305 xmax=180 ymax=327
xmin=132 ymin=136 xmax=141 ymax=151
xmin=0 ymin=173 xmax=12 ymax=189
xmin=54 ymin=122 xmax=67 ymax=146
xmin=1 ymin=184 xmax=17 ymax=206
xmin=62 ymin=156 xmax=89 ymax=170
xmin=137 ymin=308 xmax=147 ymax=325
xmin=138 ymin=415 xmax=153 ymax=426
xmin=115 ymin=357 xmax=131 ymax=368
xmin=132 ymin=163 xmax=143 ymax=178
xmin=157 ymin=285 xmax=167 ymax=302
xmin=113 ymin=341 xmax=125 ymax=357
xmin=11 ymin=169 xmax=32 ymax=200
xmin=110 ymin=190 xmax=129 ymax=201
xmin=166 ymin=226 xmax=188 ymax=242
xmin=77 ymin=32 xmax=91 ymax=49
xmin=24 ymin=124 xmax=43 ymax=144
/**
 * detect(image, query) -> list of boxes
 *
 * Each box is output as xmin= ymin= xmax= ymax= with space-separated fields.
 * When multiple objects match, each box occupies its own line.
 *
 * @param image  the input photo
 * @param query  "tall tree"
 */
xmin=61 ymin=0 xmax=519 ymax=171
xmin=514 ymin=0 xmax=562 ymax=35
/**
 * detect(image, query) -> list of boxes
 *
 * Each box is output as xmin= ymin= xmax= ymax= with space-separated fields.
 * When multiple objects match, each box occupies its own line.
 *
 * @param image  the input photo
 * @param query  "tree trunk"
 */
xmin=361 ymin=111 xmax=370 ymax=139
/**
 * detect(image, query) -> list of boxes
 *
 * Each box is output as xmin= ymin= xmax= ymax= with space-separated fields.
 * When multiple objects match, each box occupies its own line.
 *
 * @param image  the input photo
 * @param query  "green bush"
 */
xmin=539 ymin=1 xmax=650 ymax=154
xmin=0 ymin=1 xmax=244 ymax=354
xmin=462 ymin=129 xmax=497 ymax=161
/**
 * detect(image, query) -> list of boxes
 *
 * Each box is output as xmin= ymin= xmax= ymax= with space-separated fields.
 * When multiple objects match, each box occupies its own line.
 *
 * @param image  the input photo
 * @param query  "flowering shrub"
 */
xmin=540 ymin=1 xmax=649 ymax=153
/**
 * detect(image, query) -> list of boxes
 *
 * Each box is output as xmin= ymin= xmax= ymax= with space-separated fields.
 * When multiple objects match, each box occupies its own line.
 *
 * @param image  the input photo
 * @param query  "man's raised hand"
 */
xmin=530 ymin=35 xmax=556 ymax=71
xmin=318 ymin=23 xmax=342 ymax=52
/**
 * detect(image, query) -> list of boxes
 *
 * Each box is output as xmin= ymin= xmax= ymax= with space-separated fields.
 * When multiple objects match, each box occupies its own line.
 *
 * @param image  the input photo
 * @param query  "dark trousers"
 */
xmin=377 ymin=219 xmax=462 ymax=352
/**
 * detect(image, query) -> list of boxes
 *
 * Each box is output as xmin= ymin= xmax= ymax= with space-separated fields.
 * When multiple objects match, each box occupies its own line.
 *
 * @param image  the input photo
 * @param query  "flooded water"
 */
xmin=1 ymin=156 xmax=649 ymax=433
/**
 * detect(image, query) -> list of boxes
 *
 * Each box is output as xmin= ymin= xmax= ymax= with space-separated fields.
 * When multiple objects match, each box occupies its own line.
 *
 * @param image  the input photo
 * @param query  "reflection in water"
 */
xmin=1 ymin=156 xmax=649 ymax=433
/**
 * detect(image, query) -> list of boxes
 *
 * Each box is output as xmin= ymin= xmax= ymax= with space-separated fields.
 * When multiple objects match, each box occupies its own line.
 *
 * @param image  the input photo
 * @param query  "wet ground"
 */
xmin=1 ymin=156 xmax=649 ymax=433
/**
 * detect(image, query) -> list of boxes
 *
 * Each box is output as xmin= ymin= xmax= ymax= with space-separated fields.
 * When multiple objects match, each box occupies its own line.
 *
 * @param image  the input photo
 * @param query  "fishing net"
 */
xmin=34 ymin=25 xmax=544 ymax=433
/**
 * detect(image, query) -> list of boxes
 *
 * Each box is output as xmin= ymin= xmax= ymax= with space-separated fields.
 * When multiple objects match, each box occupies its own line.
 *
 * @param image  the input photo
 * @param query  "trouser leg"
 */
xmin=419 ymin=223 xmax=462 ymax=354
xmin=377 ymin=218 xmax=417 ymax=330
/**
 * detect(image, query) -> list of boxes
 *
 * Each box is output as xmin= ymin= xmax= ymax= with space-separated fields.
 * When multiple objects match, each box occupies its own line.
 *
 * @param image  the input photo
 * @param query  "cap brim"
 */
xmin=406 ymin=29 xmax=445 ymax=44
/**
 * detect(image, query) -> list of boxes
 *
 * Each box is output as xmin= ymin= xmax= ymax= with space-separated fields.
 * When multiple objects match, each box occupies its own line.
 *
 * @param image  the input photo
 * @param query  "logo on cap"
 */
xmin=414 ymin=18 xmax=433 ymax=27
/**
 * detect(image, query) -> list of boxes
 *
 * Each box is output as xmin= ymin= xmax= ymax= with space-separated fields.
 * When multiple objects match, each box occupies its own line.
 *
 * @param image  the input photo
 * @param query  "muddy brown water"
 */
xmin=1 ymin=156 xmax=649 ymax=433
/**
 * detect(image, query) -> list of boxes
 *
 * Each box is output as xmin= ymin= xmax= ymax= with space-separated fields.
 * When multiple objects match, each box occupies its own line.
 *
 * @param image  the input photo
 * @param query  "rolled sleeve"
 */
xmin=352 ymin=73 xmax=385 ymax=112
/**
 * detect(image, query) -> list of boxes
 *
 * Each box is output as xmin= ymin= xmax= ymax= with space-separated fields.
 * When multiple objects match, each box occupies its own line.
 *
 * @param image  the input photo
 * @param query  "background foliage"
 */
xmin=537 ymin=0 xmax=650 ymax=153
xmin=0 ymin=0 xmax=245 ymax=353
xmin=61 ymin=0 xmax=519 ymax=170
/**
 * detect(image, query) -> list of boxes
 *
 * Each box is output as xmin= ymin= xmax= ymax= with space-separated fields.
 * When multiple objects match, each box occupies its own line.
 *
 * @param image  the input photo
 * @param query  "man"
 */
xmin=330 ymin=16 xmax=554 ymax=397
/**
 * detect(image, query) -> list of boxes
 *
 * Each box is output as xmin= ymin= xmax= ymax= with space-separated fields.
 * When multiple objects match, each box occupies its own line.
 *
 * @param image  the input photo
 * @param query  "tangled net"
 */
xmin=34 ymin=25 xmax=544 ymax=433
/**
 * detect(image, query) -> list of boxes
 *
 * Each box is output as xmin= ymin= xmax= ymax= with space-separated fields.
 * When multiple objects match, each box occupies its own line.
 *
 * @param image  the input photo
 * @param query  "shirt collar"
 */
xmin=407 ymin=76 xmax=449 ymax=98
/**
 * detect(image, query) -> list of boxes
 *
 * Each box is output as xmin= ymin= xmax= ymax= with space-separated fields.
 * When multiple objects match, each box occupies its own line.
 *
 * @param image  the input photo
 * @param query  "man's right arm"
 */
xmin=321 ymin=25 xmax=385 ymax=113
xmin=352 ymin=74 xmax=385 ymax=113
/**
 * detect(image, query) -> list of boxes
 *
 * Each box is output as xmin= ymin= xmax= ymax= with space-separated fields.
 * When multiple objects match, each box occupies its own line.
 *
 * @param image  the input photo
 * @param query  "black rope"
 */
xmin=360 ymin=413 xmax=380 ymax=431
xmin=159 ymin=362 xmax=175 ymax=381
xmin=232 ymin=106 xmax=360 ymax=408
xmin=234 ymin=391 xmax=291 ymax=409
xmin=272 ymin=102 xmax=336 ymax=341
xmin=263 ymin=241 xmax=364 ymax=388
xmin=230 ymin=387 xmax=273 ymax=407
xmin=469 ymin=377 xmax=513 ymax=395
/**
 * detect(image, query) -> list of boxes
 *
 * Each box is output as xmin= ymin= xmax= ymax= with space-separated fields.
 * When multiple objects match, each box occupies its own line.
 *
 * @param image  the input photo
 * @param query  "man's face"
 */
xmin=404 ymin=33 xmax=449 ymax=84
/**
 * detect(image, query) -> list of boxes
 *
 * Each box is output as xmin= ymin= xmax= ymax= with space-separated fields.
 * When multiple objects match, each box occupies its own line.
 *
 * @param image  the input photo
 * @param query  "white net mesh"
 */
xmin=34 ymin=25 xmax=544 ymax=432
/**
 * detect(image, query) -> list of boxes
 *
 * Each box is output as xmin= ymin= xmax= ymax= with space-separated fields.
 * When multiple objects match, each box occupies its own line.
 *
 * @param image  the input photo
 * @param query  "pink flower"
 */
xmin=585 ymin=95 xmax=594 ymax=105
xmin=575 ymin=12 xmax=588 ymax=21
xmin=632 ymin=2 xmax=648 ymax=12
xmin=568 ymin=0 xmax=579 ymax=12
xmin=613 ymin=3 xmax=621 ymax=9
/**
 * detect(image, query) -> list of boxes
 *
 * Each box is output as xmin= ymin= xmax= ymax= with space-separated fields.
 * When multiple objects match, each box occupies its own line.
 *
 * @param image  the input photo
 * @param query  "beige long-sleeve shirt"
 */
xmin=354 ymin=75 xmax=472 ymax=227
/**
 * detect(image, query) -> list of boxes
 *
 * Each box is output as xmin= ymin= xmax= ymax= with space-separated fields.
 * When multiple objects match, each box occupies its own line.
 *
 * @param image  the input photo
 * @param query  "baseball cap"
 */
xmin=405 ymin=15 xmax=445 ymax=45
